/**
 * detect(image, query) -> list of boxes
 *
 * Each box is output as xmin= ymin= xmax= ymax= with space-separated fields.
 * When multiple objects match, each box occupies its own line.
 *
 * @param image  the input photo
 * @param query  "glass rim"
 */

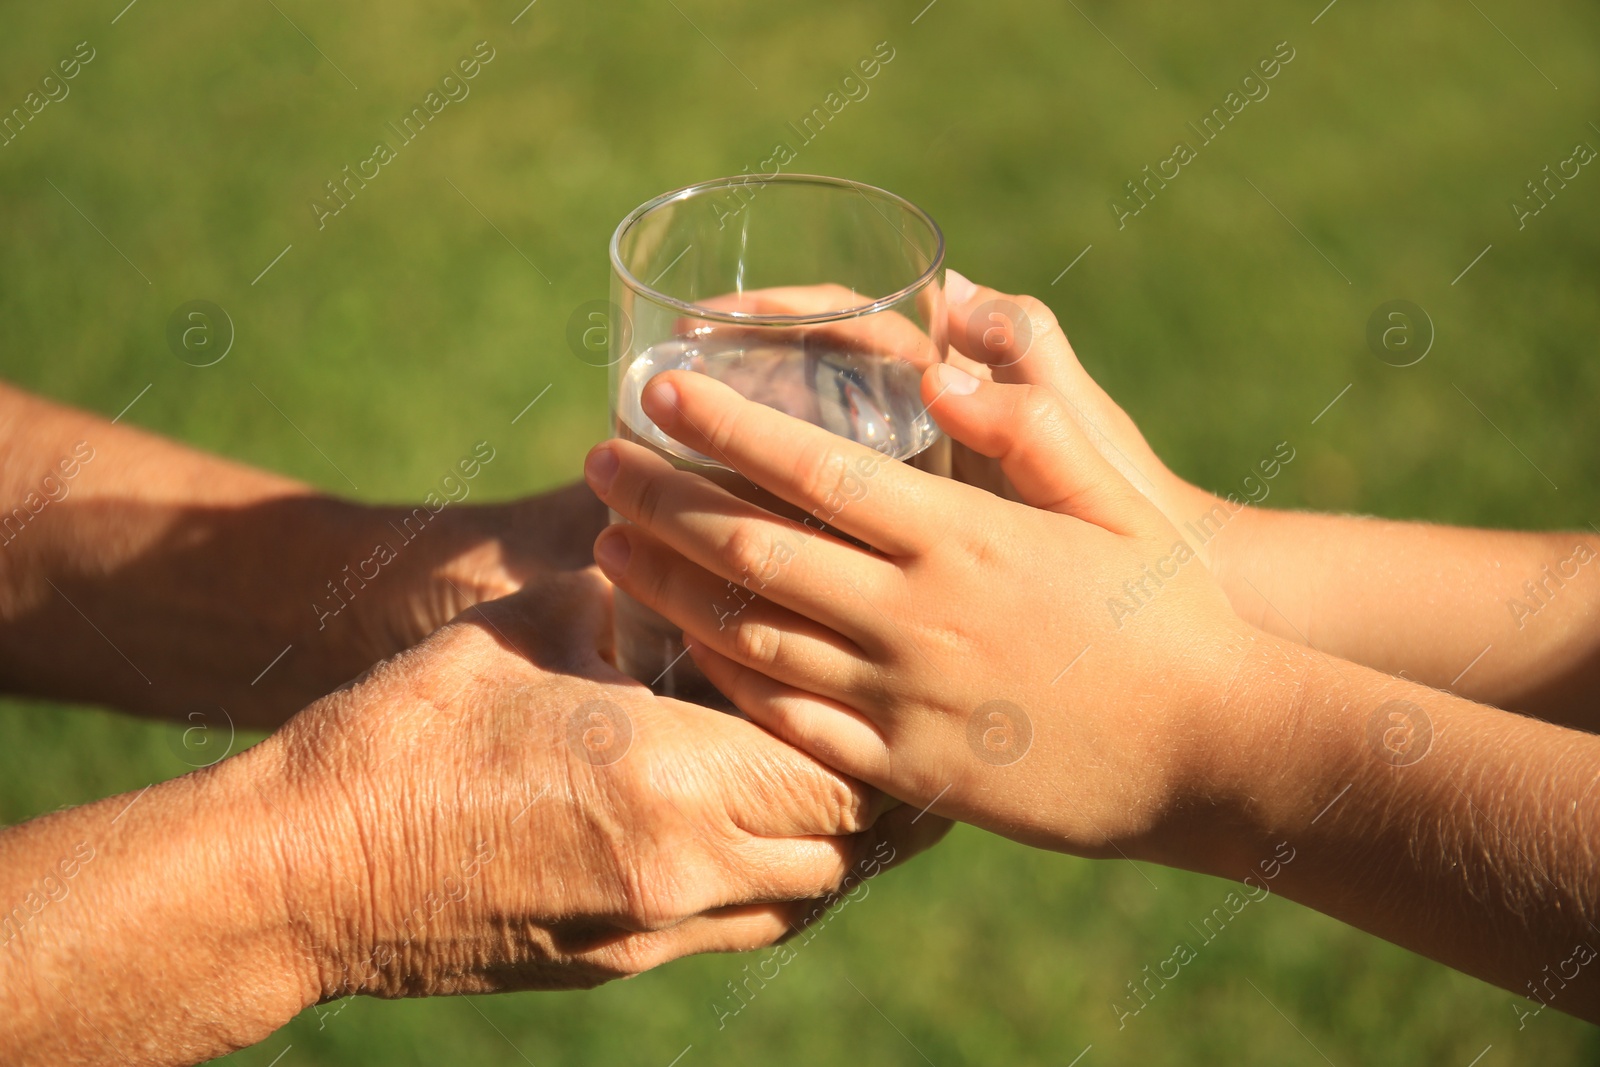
xmin=608 ymin=173 xmax=945 ymax=326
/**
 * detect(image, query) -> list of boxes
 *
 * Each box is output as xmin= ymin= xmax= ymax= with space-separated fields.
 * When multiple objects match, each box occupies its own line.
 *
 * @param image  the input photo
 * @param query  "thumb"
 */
xmin=945 ymin=270 xmax=1077 ymax=389
xmin=923 ymin=363 xmax=1151 ymax=534
xmin=945 ymin=270 xmax=1166 ymax=503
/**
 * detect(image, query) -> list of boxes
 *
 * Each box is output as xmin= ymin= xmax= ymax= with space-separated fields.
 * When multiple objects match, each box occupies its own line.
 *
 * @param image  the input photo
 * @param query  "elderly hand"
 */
xmin=0 ymin=570 xmax=947 ymax=1065
xmin=277 ymin=569 xmax=944 ymax=998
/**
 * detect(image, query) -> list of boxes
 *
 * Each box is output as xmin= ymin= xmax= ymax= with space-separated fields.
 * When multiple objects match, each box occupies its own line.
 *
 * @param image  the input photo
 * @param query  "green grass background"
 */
xmin=3 ymin=0 xmax=1599 ymax=1063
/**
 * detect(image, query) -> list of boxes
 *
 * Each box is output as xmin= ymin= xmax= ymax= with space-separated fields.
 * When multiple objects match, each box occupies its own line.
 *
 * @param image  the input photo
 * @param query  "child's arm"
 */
xmin=1210 ymin=508 xmax=1600 ymax=730
xmin=584 ymin=362 xmax=1600 ymax=1024
xmin=939 ymin=274 xmax=1600 ymax=732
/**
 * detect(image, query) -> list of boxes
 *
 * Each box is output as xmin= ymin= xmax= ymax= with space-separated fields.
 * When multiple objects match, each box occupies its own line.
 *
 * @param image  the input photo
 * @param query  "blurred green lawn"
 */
xmin=4 ymin=0 xmax=1599 ymax=1063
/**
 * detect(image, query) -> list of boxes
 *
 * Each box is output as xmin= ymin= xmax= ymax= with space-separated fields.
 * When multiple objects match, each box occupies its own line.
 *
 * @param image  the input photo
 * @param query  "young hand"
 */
xmin=940 ymin=276 xmax=1600 ymax=730
xmin=584 ymin=281 xmax=1600 ymax=1024
xmin=939 ymin=271 xmax=1221 ymax=548
xmin=583 ymin=348 xmax=1253 ymax=860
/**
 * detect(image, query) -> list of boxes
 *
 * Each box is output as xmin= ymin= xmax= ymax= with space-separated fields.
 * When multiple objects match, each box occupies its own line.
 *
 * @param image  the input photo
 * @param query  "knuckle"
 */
xmin=731 ymin=618 xmax=784 ymax=668
xmin=618 ymin=866 xmax=687 ymax=932
xmin=720 ymin=520 xmax=775 ymax=583
xmin=820 ymin=774 xmax=868 ymax=835
xmin=608 ymin=936 xmax=674 ymax=977
xmin=641 ymin=549 xmax=676 ymax=610
xmin=630 ymin=473 xmax=666 ymax=531
xmin=703 ymin=398 xmax=748 ymax=460
xmin=1016 ymin=385 xmax=1066 ymax=432
xmin=1014 ymin=294 xmax=1060 ymax=335
xmin=795 ymin=439 xmax=854 ymax=512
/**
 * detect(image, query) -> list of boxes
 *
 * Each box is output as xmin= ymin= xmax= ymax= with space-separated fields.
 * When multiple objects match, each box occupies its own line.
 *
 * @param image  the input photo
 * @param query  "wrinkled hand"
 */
xmin=329 ymin=480 xmax=611 ymax=670
xmin=225 ymin=480 xmax=609 ymax=726
xmin=266 ymin=569 xmax=946 ymax=997
xmin=582 ymin=342 xmax=1250 ymax=859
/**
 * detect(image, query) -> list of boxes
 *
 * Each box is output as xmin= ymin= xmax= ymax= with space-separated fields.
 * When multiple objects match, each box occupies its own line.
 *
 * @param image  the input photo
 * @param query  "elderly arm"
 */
xmin=0 ymin=381 xmax=605 ymax=726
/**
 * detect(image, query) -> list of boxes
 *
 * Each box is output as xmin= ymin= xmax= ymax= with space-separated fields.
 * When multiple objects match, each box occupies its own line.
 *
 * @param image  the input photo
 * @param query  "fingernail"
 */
xmin=945 ymin=268 xmax=977 ymax=306
xmin=585 ymin=446 xmax=619 ymax=494
xmin=641 ymin=376 xmax=680 ymax=424
xmin=938 ymin=363 xmax=981 ymax=396
xmin=593 ymin=529 xmax=631 ymax=577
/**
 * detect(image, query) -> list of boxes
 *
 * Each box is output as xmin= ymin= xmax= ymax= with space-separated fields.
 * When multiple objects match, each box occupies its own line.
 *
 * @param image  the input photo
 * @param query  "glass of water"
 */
xmin=608 ymin=173 xmax=948 ymax=704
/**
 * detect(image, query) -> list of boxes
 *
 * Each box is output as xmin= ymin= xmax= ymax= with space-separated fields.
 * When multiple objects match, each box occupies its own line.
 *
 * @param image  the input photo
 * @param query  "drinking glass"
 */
xmin=608 ymin=173 xmax=948 ymax=704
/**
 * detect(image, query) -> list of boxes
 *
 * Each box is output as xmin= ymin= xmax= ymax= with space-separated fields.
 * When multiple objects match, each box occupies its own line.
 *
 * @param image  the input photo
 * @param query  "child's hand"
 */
xmin=941 ymin=272 xmax=1220 ymax=553
xmin=583 ymin=340 xmax=1254 ymax=860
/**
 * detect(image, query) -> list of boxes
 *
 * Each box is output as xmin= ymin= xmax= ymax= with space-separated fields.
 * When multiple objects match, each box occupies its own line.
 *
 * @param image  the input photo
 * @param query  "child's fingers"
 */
xmin=639 ymin=370 xmax=960 ymax=559
xmin=945 ymin=270 xmax=1078 ymax=387
xmin=921 ymin=364 xmax=1150 ymax=534
xmin=594 ymin=525 xmax=873 ymax=701
xmin=587 ymin=439 xmax=895 ymax=641
xmin=943 ymin=271 xmax=1166 ymax=503
xmin=687 ymin=641 xmax=893 ymax=787
xmin=677 ymin=286 xmax=943 ymax=372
